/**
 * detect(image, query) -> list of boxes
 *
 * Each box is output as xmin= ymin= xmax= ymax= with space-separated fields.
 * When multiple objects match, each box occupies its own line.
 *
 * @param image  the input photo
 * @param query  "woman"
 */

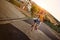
xmin=31 ymin=14 xmax=40 ymax=31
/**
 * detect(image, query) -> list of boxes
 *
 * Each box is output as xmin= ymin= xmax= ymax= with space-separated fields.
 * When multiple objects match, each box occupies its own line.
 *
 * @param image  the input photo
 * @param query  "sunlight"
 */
xmin=32 ymin=0 xmax=60 ymax=22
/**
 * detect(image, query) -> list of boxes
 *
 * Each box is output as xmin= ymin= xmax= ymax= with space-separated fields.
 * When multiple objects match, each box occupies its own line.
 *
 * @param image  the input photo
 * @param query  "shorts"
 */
xmin=34 ymin=19 xmax=40 ymax=24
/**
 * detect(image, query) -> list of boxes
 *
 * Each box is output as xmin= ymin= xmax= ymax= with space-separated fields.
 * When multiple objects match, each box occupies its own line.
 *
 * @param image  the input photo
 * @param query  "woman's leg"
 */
xmin=31 ymin=23 xmax=37 ymax=31
xmin=35 ymin=24 xmax=38 ymax=30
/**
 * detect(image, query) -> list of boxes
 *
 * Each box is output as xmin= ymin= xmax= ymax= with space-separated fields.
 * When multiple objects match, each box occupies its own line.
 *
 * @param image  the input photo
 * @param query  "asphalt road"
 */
xmin=0 ymin=23 xmax=30 ymax=40
xmin=0 ymin=20 xmax=51 ymax=40
xmin=24 ymin=19 xmax=59 ymax=40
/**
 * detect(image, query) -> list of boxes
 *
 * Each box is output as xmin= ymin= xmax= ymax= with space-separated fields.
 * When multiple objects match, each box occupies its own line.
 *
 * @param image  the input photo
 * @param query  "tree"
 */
xmin=31 ymin=3 xmax=40 ymax=17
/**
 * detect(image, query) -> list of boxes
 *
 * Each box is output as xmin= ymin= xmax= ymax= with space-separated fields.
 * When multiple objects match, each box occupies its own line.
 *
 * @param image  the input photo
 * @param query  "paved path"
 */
xmin=11 ymin=20 xmax=51 ymax=40
xmin=0 ymin=20 xmax=51 ymax=40
xmin=24 ymin=19 xmax=60 ymax=40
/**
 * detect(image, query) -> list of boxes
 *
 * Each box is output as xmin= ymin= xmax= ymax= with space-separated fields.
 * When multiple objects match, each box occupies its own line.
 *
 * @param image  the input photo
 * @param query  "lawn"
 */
xmin=44 ymin=20 xmax=60 ymax=33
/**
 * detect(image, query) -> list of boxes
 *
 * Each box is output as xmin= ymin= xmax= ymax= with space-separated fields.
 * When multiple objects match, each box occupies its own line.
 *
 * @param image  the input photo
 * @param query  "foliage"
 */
xmin=44 ymin=20 xmax=60 ymax=33
xmin=31 ymin=3 xmax=40 ymax=17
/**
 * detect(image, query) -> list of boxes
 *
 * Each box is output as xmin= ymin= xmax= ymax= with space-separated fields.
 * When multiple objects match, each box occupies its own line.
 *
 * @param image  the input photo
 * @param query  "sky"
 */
xmin=32 ymin=0 xmax=60 ymax=22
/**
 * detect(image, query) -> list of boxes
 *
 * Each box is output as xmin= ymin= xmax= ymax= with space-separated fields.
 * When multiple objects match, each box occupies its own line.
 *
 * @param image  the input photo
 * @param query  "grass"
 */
xmin=44 ymin=20 xmax=60 ymax=33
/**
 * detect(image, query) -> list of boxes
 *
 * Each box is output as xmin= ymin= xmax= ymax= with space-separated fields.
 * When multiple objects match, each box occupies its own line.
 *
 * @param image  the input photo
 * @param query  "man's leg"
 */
xmin=37 ymin=22 xmax=42 ymax=29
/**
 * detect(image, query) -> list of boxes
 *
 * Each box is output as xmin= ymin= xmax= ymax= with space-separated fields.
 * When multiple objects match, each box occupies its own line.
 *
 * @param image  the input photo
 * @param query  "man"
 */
xmin=19 ymin=0 xmax=32 ymax=12
xmin=25 ymin=0 xmax=32 ymax=12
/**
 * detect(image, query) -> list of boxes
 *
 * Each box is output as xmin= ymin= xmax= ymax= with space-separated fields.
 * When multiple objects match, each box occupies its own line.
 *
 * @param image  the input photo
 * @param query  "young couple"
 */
xmin=31 ymin=10 xmax=45 ymax=31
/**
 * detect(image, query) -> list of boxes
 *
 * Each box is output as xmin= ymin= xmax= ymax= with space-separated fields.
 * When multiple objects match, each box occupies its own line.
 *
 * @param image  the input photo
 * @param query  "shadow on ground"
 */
xmin=0 ymin=23 xmax=30 ymax=40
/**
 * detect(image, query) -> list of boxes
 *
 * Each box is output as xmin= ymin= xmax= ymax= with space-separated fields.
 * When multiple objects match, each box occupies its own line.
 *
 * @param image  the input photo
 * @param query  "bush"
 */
xmin=44 ymin=20 xmax=60 ymax=33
